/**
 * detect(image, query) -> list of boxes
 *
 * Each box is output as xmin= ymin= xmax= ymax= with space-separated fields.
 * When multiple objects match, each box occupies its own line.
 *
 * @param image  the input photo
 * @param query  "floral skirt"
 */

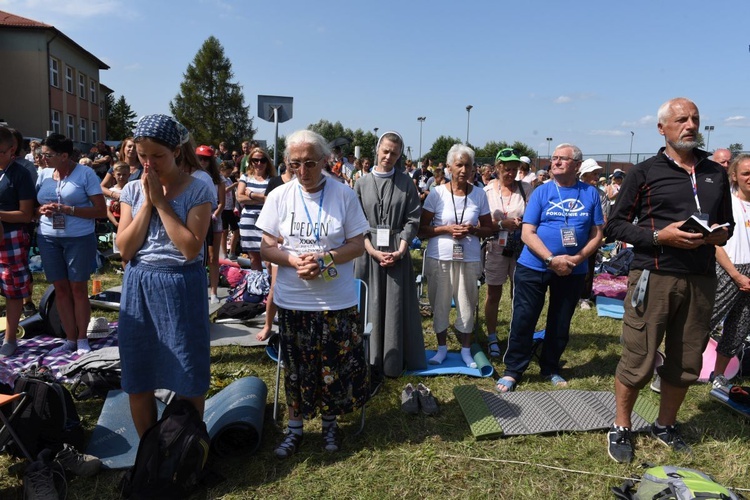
xmin=278 ymin=306 xmax=368 ymax=419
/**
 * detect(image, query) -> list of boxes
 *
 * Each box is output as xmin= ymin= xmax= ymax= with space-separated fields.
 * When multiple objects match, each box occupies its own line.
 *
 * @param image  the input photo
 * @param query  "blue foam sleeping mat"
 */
xmin=86 ymin=376 xmax=267 ymax=469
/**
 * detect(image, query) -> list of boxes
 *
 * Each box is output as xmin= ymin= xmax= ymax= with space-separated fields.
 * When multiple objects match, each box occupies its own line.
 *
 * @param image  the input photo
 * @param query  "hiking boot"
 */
xmin=0 ymin=341 xmax=17 ymax=358
xmin=400 ymin=383 xmax=419 ymax=415
xmin=54 ymin=443 xmax=101 ymax=477
xmin=22 ymin=302 xmax=38 ymax=318
xmin=24 ymin=451 xmax=66 ymax=500
xmin=651 ymin=422 xmax=692 ymax=454
xmin=322 ymin=424 xmax=341 ymax=453
xmin=274 ymin=430 xmax=303 ymax=459
xmin=607 ymin=425 xmax=634 ymax=463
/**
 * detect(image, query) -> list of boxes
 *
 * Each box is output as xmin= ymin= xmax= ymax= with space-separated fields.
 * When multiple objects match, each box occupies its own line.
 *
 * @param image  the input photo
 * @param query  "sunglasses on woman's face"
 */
xmin=251 ymin=157 xmax=268 ymax=164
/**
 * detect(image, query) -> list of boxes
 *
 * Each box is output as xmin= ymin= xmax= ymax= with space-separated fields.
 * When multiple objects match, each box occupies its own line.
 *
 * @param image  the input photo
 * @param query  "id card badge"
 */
xmin=693 ymin=212 xmax=709 ymax=223
xmin=52 ymin=213 xmax=66 ymax=230
xmin=497 ymin=230 xmax=509 ymax=246
xmin=376 ymin=225 xmax=390 ymax=248
xmin=452 ymin=243 xmax=464 ymax=261
xmin=560 ymin=227 xmax=577 ymax=247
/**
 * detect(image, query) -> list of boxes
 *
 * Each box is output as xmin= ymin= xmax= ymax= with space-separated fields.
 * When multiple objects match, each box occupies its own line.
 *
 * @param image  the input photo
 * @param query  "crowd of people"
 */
xmin=0 ymin=96 xmax=746 ymax=466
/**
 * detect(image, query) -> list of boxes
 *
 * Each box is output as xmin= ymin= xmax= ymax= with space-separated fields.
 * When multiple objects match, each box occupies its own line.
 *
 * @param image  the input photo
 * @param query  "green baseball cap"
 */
xmin=495 ymin=148 xmax=522 ymax=163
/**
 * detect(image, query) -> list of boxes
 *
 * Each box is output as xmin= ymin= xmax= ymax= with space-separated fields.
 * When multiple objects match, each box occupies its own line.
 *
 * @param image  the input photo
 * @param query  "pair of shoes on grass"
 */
xmin=607 ymin=421 xmax=691 ymax=464
xmin=274 ymin=425 xmax=342 ymax=459
xmin=401 ymin=383 xmax=439 ymax=415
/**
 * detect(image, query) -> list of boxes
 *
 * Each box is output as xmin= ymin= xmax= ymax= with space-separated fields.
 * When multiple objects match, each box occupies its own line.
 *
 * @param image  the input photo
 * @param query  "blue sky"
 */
xmin=3 ymin=0 xmax=750 ymax=159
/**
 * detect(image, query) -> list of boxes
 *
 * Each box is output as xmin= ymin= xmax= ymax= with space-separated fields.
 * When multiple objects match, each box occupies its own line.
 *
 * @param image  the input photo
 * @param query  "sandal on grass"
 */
xmin=548 ymin=374 xmax=568 ymax=388
xmin=488 ymin=340 xmax=501 ymax=358
xmin=495 ymin=377 xmax=517 ymax=393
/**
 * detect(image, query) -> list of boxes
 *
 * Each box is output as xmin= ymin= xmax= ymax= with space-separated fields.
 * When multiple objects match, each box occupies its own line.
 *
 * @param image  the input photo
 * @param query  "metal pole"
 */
xmin=546 ymin=137 xmax=553 ymax=158
xmin=704 ymin=125 xmax=714 ymax=151
xmin=465 ymin=105 xmax=473 ymax=144
xmin=629 ymin=131 xmax=634 ymax=163
xmin=418 ymin=117 xmax=425 ymax=162
xmin=272 ymin=106 xmax=280 ymax=168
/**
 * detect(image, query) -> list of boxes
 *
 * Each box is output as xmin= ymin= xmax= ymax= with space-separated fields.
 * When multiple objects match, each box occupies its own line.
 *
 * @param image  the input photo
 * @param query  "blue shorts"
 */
xmin=37 ymin=233 xmax=98 ymax=282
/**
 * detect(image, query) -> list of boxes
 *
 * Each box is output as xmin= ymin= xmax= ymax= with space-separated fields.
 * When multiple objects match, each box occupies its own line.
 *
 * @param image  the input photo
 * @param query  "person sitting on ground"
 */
xmin=419 ymin=144 xmax=493 ymax=369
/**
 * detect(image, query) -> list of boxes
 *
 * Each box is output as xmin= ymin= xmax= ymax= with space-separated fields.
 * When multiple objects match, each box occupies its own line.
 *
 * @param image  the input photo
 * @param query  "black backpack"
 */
xmin=601 ymin=247 xmax=635 ymax=276
xmin=0 ymin=369 xmax=84 ymax=457
xmin=70 ymin=366 xmax=122 ymax=400
xmin=121 ymin=399 xmax=210 ymax=499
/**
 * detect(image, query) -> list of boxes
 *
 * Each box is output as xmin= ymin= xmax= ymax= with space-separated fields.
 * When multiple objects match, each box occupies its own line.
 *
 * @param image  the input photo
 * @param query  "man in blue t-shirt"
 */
xmin=495 ymin=143 xmax=604 ymax=393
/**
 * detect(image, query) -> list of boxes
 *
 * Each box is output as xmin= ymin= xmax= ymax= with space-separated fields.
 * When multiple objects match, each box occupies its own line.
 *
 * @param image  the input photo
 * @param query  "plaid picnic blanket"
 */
xmin=0 ymin=327 xmax=118 ymax=388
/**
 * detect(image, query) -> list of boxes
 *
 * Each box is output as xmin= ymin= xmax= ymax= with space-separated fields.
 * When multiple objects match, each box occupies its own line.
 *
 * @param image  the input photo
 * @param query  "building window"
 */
xmin=80 ymin=118 xmax=87 ymax=143
xmin=65 ymin=66 xmax=74 ymax=94
xmin=66 ymin=115 xmax=75 ymax=139
xmin=79 ymin=74 xmax=86 ymax=98
xmin=49 ymin=57 xmax=59 ymax=87
xmin=89 ymin=80 xmax=97 ymax=104
xmin=91 ymin=122 xmax=98 ymax=143
xmin=51 ymin=110 xmax=61 ymax=134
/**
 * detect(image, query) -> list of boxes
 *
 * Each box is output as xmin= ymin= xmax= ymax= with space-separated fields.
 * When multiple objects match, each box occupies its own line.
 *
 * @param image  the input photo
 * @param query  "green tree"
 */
xmin=729 ymin=143 xmax=744 ymax=155
xmin=425 ymin=135 xmax=463 ymax=164
xmin=170 ymin=36 xmax=254 ymax=149
xmin=695 ymin=132 xmax=705 ymax=149
xmin=106 ymin=95 xmax=137 ymax=141
xmin=306 ymin=120 xmax=378 ymax=161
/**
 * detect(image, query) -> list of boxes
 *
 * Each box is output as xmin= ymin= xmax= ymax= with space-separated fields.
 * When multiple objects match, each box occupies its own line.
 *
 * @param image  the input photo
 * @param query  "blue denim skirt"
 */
xmin=119 ymin=260 xmax=210 ymax=397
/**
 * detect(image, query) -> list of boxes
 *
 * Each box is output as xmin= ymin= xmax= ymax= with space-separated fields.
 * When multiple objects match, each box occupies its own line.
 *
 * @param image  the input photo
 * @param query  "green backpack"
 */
xmin=612 ymin=465 xmax=743 ymax=499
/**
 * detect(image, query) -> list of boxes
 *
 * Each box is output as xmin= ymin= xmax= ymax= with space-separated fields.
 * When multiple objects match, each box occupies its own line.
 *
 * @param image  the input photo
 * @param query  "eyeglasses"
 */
xmin=551 ymin=156 xmax=577 ymax=162
xmin=197 ymin=156 xmax=211 ymax=162
xmin=232 ymin=154 xmax=239 ymax=157
xmin=40 ymin=152 xmax=60 ymax=159
xmin=250 ymin=157 xmax=268 ymax=164
xmin=497 ymin=148 xmax=521 ymax=158
xmin=287 ymin=159 xmax=321 ymax=171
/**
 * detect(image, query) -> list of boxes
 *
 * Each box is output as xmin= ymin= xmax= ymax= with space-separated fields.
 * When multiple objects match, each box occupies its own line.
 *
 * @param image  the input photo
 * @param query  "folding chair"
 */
xmin=0 ymin=392 xmax=34 ymax=461
xmin=268 ymin=279 xmax=372 ymax=434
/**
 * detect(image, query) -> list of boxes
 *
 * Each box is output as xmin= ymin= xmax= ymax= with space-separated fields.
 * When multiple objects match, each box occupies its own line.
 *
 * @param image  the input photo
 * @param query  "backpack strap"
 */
xmin=516 ymin=180 xmax=526 ymax=202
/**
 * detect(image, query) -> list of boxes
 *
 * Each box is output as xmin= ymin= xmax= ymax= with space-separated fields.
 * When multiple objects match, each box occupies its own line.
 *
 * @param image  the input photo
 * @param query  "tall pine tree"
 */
xmin=170 ymin=36 xmax=254 ymax=148
xmin=106 ymin=95 xmax=137 ymax=140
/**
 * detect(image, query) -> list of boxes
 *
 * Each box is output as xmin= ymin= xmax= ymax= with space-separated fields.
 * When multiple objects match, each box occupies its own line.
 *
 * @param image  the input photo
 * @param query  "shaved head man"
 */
xmin=712 ymin=148 xmax=732 ymax=170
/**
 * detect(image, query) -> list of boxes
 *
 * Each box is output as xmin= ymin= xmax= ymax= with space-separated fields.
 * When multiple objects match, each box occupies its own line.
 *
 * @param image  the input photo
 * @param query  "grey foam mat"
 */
xmin=478 ymin=389 xmax=656 ymax=436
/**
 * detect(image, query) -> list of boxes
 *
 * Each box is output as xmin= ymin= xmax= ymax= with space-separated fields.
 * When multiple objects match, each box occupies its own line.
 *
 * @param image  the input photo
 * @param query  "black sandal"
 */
xmin=322 ymin=424 xmax=341 ymax=452
xmin=274 ymin=430 xmax=303 ymax=459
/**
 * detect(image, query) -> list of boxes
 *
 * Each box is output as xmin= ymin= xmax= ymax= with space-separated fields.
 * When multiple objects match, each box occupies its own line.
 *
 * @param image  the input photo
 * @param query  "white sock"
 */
xmin=49 ymin=340 xmax=76 ymax=355
xmin=288 ymin=420 xmax=303 ymax=436
xmin=77 ymin=339 xmax=91 ymax=353
xmin=488 ymin=333 xmax=498 ymax=342
xmin=429 ymin=345 xmax=448 ymax=365
xmin=321 ymin=415 xmax=337 ymax=428
xmin=461 ymin=347 xmax=477 ymax=369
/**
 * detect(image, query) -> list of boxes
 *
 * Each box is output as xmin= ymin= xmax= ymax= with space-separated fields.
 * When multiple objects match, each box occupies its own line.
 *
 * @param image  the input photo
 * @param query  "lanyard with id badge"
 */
xmin=375 ymin=176 xmax=396 ymax=250
xmin=553 ymin=181 xmax=580 ymax=248
xmin=52 ymin=174 xmax=68 ymax=230
xmin=451 ymin=186 xmax=468 ymax=261
xmin=298 ymin=183 xmax=338 ymax=281
xmin=690 ymin=166 xmax=709 ymax=224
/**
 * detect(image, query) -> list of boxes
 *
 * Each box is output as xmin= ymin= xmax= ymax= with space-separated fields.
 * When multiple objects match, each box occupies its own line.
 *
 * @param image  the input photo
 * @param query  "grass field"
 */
xmin=2 ymin=251 xmax=750 ymax=499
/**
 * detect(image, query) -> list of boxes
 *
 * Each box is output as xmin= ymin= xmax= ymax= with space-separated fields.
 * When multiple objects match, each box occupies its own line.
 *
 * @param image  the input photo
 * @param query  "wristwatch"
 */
xmin=652 ymin=230 xmax=660 ymax=246
xmin=544 ymin=255 xmax=554 ymax=267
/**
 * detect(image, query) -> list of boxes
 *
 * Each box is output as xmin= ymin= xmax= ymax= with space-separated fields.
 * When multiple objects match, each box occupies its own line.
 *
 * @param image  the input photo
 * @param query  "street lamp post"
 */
xmin=629 ymin=131 xmax=635 ymax=164
xmin=704 ymin=125 xmax=715 ymax=151
xmin=465 ymin=105 xmax=473 ymax=145
xmin=417 ymin=116 xmax=426 ymax=162
xmin=373 ymin=127 xmax=379 ymax=158
xmin=546 ymin=137 xmax=553 ymax=158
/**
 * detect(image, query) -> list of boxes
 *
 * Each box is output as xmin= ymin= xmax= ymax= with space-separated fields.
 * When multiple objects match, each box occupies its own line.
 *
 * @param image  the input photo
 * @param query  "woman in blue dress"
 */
xmin=116 ymin=114 xmax=215 ymax=437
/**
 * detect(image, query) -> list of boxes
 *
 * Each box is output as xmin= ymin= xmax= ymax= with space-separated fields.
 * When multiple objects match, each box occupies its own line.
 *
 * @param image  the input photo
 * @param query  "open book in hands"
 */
xmin=678 ymin=215 xmax=730 ymax=236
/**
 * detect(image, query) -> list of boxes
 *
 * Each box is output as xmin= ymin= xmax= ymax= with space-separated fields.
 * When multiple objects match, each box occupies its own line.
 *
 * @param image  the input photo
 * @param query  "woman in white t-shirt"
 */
xmin=419 ymin=144 xmax=493 ymax=369
xmin=483 ymin=149 xmax=531 ymax=358
xmin=707 ymin=154 xmax=750 ymax=388
xmin=255 ymin=130 xmax=369 ymax=459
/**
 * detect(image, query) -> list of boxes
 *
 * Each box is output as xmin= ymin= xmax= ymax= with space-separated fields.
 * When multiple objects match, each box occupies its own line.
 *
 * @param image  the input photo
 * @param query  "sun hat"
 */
xmin=579 ymin=158 xmax=604 ymax=176
xmin=612 ymin=170 xmax=625 ymax=179
xmin=87 ymin=317 xmax=111 ymax=339
xmin=495 ymin=148 xmax=522 ymax=163
xmin=519 ymin=156 xmax=531 ymax=165
xmin=537 ymin=169 xmax=548 ymax=176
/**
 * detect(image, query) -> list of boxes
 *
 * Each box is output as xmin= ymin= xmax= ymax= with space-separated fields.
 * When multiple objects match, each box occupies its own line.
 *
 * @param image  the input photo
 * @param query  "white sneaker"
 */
xmin=210 ymin=295 xmax=220 ymax=305
xmin=579 ymin=299 xmax=592 ymax=310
